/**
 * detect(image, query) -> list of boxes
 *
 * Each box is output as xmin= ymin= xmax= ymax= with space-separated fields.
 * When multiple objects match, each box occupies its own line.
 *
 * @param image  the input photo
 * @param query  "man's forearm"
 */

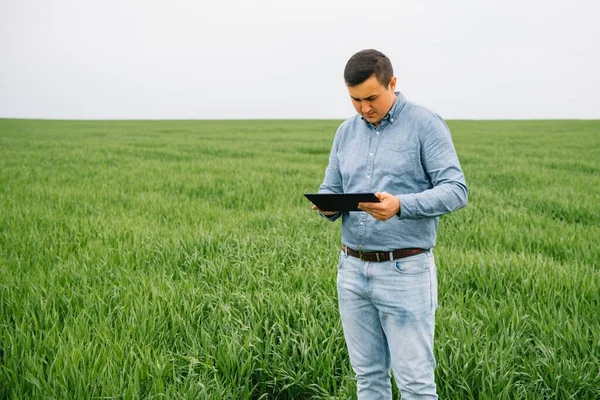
xmin=397 ymin=181 xmax=468 ymax=220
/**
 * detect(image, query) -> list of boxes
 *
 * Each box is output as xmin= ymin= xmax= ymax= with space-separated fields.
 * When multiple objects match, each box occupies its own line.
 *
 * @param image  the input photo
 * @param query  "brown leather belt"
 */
xmin=342 ymin=244 xmax=427 ymax=262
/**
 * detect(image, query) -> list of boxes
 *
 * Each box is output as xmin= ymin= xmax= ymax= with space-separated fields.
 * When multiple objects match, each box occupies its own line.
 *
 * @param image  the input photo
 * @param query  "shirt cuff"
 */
xmin=397 ymin=194 xmax=415 ymax=219
xmin=320 ymin=211 xmax=341 ymax=221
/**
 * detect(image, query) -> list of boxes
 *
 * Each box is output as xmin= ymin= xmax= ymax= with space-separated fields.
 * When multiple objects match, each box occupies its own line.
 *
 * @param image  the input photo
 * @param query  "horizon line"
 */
xmin=2 ymin=117 xmax=599 ymax=122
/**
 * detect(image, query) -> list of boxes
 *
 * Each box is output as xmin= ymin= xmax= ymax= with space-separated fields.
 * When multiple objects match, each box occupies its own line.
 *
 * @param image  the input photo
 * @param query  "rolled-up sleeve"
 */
xmin=318 ymin=129 xmax=344 ymax=221
xmin=398 ymin=114 xmax=468 ymax=219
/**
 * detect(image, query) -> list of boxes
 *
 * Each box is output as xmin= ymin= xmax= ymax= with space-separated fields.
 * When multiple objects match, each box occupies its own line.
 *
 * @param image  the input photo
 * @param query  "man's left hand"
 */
xmin=358 ymin=192 xmax=400 ymax=221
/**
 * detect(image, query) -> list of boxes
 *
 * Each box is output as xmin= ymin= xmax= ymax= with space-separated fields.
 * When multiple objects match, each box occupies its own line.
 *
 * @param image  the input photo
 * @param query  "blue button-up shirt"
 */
xmin=318 ymin=92 xmax=468 ymax=251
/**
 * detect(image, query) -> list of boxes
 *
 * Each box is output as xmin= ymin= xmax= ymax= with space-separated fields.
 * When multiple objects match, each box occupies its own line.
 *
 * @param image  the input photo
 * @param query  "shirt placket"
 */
xmin=359 ymin=125 xmax=382 ymax=236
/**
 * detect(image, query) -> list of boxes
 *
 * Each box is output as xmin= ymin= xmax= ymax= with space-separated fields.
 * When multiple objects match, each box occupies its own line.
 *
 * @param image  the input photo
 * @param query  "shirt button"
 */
xmin=369 ymin=152 xmax=373 ymax=156
xmin=367 ymin=175 xmax=371 ymax=178
xmin=360 ymin=222 xmax=364 ymax=225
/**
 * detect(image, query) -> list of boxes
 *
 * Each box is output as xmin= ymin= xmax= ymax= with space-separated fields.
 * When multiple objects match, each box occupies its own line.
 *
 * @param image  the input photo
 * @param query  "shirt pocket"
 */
xmin=378 ymin=147 xmax=417 ymax=177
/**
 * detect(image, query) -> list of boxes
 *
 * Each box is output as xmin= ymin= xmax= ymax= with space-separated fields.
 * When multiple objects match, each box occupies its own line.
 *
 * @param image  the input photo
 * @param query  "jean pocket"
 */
xmin=393 ymin=254 xmax=429 ymax=275
xmin=338 ymin=251 xmax=345 ymax=270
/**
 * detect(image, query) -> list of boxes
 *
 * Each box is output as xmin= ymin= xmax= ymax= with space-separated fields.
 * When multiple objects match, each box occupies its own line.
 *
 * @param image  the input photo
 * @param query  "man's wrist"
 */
xmin=320 ymin=211 xmax=340 ymax=220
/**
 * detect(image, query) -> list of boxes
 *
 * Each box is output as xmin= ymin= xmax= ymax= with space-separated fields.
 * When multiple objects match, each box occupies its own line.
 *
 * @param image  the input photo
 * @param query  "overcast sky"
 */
xmin=1 ymin=0 xmax=599 ymax=120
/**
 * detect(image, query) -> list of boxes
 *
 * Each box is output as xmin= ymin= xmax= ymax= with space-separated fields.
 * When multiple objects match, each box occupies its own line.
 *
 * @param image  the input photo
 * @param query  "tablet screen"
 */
xmin=304 ymin=193 xmax=380 ymax=212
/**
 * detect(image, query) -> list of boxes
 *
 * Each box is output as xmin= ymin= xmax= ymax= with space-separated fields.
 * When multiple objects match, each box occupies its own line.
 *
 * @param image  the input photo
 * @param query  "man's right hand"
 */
xmin=312 ymin=205 xmax=337 ymax=216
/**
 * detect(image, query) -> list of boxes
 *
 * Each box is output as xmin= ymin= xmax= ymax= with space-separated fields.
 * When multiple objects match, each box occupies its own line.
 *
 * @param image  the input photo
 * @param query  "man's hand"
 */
xmin=311 ymin=205 xmax=337 ymax=216
xmin=358 ymin=192 xmax=400 ymax=221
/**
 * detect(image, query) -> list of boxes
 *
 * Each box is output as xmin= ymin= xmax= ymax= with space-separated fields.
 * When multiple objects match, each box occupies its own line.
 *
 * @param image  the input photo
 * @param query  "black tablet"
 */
xmin=304 ymin=193 xmax=380 ymax=212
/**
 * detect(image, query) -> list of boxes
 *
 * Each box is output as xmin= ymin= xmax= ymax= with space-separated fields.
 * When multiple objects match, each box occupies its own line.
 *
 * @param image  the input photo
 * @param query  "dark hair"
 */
xmin=344 ymin=49 xmax=393 ymax=87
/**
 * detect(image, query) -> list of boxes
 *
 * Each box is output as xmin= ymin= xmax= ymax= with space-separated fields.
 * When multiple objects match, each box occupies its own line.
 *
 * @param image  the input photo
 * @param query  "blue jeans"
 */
xmin=337 ymin=249 xmax=438 ymax=399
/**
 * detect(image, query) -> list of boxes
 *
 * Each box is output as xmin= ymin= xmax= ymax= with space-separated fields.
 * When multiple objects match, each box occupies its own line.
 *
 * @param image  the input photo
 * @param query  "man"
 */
xmin=312 ymin=49 xmax=468 ymax=399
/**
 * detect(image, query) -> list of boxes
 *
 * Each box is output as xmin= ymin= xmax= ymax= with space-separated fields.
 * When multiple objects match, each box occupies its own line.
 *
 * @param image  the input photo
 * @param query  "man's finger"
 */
xmin=358 ymin=202 xmax=371 ymax=210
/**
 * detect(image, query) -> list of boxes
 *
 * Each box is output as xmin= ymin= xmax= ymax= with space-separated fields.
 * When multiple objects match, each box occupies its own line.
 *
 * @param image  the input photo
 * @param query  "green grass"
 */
xmin=1 ymin=118 xmax=599 ymax=399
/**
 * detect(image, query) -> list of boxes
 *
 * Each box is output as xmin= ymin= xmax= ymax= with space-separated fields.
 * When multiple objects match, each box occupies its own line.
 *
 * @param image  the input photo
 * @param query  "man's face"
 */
xmin=347 ymin=74 xmax=397 ymax=125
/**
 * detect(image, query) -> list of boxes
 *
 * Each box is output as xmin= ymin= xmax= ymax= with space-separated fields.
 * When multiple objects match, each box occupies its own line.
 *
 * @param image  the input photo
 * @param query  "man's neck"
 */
xmin=374 ymin=94 xmax=398 ymax=126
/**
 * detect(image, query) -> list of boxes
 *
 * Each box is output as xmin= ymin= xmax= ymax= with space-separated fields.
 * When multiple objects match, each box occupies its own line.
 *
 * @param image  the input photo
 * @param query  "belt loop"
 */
xmin=389 ymin=251 xmax=394 ymax=262
xmin=343 ymin=245 xmax=348 ymax=258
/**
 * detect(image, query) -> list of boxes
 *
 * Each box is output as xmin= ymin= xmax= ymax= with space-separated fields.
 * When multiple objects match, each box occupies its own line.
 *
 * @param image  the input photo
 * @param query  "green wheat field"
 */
xmin=1 ymin=119 xmax=599 ymax=399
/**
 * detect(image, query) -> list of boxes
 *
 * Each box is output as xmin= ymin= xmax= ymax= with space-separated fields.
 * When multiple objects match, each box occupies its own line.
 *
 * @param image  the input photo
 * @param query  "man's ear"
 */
xmin=388 ymin=76 xmax=397 ymax=92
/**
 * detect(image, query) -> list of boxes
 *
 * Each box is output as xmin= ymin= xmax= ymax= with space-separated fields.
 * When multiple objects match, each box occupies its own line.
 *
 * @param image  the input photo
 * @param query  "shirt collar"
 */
xmin=361 ymin=91 xmax=407 ymax=127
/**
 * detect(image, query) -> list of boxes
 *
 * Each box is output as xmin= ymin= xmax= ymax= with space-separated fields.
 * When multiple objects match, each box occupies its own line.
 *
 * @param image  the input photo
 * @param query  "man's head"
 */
xmin=344 ymin=49 xmax=397 ymax=125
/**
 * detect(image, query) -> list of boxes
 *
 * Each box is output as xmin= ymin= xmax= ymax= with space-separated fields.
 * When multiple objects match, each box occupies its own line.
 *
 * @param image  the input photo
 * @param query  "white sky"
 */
xmin=1 ymin=0 xmax=599 ymax=120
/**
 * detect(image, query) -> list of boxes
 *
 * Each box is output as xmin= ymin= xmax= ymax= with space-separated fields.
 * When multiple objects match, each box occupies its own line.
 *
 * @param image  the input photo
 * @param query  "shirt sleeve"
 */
xmin=317 ymin=127 xmax=344 ymax=222
xmin=397 ymin=114 xmax=468 ymax=219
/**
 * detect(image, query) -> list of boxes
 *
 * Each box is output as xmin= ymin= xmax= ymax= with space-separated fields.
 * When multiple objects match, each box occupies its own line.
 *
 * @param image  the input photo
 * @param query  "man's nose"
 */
xmin=361 ymin=102 xmax=371 ymax=113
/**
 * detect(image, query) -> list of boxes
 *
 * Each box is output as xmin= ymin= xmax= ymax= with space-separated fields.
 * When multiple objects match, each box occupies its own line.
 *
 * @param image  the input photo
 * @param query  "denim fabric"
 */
xmin=319 ymin=93 xmax=466 ymax=398
xmin=337 ymin=250 xmax=438 ymax=399
xmin=319 ymin=92 xmax=468 ymax=251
